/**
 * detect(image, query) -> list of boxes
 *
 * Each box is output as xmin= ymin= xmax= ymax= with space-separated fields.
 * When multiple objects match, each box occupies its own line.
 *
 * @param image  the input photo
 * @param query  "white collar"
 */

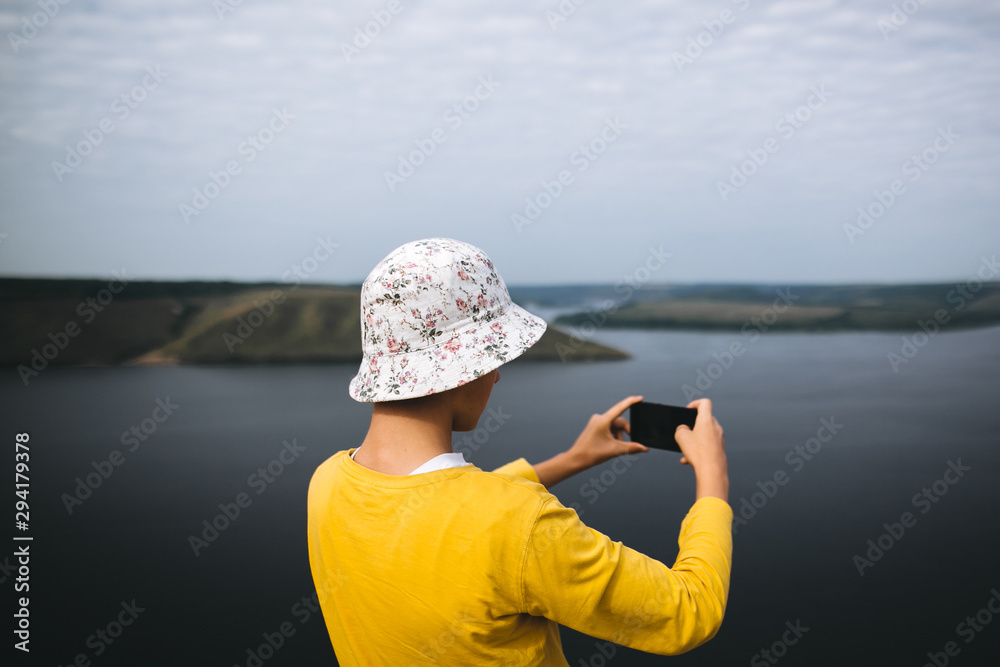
xmin=407 ymin=452 xmax=469 ymax=475
xmin=350 ymin=449 xmax=468 ymax=475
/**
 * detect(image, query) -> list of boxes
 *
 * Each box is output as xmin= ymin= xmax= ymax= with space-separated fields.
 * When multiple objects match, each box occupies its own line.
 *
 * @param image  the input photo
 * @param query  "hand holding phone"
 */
xmin=628 ymin=401 xmax=698 ymax=453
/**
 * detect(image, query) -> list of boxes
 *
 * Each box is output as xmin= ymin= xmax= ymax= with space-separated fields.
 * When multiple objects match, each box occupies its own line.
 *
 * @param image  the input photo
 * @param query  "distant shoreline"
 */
xmin=3 ymin=278 xmax=998 ymax=370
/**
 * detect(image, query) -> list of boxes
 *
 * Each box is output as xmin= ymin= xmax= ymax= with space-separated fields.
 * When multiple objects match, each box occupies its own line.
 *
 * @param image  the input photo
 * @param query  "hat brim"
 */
xmin=349 ymin=302 xmax=547 ymax=402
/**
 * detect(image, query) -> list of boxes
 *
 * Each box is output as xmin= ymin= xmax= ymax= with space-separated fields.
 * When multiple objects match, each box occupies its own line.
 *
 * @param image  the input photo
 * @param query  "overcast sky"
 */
xmin=0 ymin=0 xmax=997 ymax=286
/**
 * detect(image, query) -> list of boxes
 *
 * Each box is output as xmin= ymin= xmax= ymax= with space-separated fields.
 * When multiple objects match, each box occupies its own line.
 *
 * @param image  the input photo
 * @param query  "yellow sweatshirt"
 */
xmin=307 ymin=449 xmax=733 ymax=666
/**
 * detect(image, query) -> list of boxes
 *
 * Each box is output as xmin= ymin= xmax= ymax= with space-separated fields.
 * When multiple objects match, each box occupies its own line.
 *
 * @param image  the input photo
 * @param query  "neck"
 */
xmin=354 ymin=400 xmax=454 ymax=475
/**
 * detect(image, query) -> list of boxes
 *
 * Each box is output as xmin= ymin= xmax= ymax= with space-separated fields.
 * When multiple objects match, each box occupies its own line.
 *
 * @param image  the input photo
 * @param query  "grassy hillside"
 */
xmin=554 ymin=283 xmax=1000 ymax=332
xmin=136 ymin=286 xmax=628 ymax=365
xmin=0 ymin=279 xmax=628 ymax=368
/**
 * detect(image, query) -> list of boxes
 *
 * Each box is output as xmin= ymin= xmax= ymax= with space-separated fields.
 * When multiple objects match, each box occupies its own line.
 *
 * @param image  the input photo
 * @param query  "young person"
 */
xmin=307 ymin=237 xmax=732 ymax=665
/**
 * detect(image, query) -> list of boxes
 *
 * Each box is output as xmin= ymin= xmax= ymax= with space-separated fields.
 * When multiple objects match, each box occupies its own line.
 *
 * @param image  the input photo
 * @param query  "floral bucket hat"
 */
xmin=349 ymin=237 xmax=548 ymax=402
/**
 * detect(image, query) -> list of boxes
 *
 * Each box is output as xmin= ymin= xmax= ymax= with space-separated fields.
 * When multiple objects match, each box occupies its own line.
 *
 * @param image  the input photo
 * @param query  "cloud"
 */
xmin=0 ymin=0 xmax=997 ymax=284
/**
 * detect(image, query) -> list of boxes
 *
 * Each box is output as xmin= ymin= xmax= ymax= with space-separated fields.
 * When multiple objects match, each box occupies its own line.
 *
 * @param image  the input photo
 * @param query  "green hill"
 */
xmin=553 ymin=283 xmax=1000 ymax=332
xmin=0 ymin=279 xmax=628 ymax=369
xmin=6 ymin=277 xmax=998 ymax=373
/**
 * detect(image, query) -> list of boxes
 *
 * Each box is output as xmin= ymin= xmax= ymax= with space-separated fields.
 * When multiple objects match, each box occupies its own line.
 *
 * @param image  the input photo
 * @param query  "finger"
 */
xmin=602 ymin=395 xmax=644 ymax=423
xmin=611 ymin=416 xmax=630 ymax=436
xmin=627 ymin=442 xmax=650 ymax=454
xmin=679 ymin=456 xmax=689 ymax=465
xmin=685 ymin=397 xmax=712 ymax=413
xmin=688 ymin=398 xmax=713 ymax=428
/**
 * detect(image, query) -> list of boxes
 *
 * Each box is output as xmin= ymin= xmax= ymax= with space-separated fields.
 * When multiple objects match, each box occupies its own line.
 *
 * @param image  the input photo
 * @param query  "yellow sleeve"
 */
xmin=520 ymin=495 xmax=733 ymax=655
xmin=491 ymin=457 xmax=541 ymax=484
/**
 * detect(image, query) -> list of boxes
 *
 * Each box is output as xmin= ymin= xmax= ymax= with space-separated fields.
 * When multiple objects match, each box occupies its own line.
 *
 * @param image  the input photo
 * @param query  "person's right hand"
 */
xmin=673 ymin=398 xmax=729 ymax=502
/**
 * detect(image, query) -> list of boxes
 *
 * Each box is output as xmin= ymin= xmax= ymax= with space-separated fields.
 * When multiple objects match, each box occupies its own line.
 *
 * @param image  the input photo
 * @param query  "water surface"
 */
xmin=2 ymin=325 xmax=998 ymax=665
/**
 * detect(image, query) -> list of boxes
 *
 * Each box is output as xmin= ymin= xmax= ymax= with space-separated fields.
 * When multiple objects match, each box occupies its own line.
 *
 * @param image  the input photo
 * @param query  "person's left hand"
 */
xmin=566 ymin=395 xmax=650 ymax=470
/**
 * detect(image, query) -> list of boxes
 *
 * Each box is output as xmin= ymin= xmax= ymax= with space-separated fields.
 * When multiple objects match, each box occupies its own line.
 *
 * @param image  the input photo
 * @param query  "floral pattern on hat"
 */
xmin=349 ymin=238 xmax=547 ymax=402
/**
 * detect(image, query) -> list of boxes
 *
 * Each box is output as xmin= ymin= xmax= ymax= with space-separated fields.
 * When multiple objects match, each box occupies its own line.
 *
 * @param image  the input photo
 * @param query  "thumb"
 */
xmin=625 ymin=441 xmax=650 ymax=454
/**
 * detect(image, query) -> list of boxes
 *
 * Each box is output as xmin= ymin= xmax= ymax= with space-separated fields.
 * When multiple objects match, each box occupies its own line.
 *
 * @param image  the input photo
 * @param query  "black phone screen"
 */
xmin=629 ymin=401 xmax=698 ymax=453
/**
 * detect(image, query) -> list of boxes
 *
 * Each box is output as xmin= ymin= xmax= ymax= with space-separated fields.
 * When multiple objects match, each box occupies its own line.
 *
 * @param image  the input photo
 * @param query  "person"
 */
xmin=307 ymin=237 xmax=732 ymax=666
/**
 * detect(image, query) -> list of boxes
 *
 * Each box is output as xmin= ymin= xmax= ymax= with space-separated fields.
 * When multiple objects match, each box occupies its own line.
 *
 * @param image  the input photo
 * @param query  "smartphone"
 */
xmin=629 ymin=401 xmax=698 ymax=453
